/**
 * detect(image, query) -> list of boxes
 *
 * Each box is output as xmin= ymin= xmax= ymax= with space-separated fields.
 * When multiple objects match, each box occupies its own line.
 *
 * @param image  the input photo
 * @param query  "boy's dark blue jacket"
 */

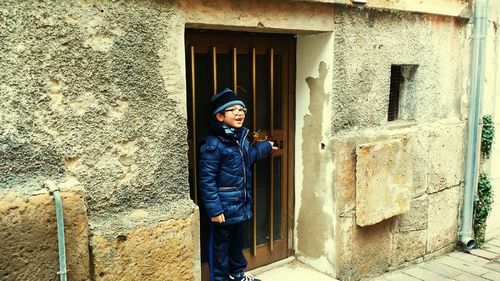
xmin=199 ymin=127 xmax=272 ymax=225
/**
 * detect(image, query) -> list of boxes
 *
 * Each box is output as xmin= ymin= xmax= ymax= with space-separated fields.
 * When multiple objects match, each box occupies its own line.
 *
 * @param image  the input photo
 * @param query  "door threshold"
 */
xmin=248 ymin=256 xmax=296 ymax=276
xmin=249 ymin=257 xmax=339 ymax=281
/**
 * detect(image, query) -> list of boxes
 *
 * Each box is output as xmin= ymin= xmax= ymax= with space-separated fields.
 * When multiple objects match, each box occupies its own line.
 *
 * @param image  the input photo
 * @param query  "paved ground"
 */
xmin=252 ymin=239 xmax=500 ymax=281
xmin=253 ymin=258 xmax=337 ymax=281
xmin=365 ymin=238 xmax=500 ymax=281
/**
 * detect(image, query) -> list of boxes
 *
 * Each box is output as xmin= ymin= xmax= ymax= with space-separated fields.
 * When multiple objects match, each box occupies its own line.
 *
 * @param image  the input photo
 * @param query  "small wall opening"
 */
xmin=387 ymin=64 xmax=419 ymax=121
xmin=388 ymin=65 xmax=402 ymax=121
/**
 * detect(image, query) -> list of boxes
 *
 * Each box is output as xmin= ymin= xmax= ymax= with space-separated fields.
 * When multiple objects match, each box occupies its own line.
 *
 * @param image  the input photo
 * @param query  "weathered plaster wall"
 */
xmin=331 ymin=8 xmax=468 ymax=133
xmin=0 ymin=0 xmax=198 ymax=279
xmin=485 ymin=0 xmax=500 ymax=240
xmin=1 ymin=0 xmax=192 ymax=216
xmin=295 ymin=32 xmax=335 ymax=275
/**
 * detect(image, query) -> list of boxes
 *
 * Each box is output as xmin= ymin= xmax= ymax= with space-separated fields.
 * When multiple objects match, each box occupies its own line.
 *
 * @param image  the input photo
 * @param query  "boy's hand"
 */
xmin=211 ymin=213 xmax=225 ymax=223
xmin=269 ymin=141 xmax=279 ymax=150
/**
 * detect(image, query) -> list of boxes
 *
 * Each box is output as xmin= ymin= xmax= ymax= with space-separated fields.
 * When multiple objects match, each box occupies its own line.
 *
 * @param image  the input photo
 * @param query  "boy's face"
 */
xmin=215 ymin=105 xmax=246 ymax=128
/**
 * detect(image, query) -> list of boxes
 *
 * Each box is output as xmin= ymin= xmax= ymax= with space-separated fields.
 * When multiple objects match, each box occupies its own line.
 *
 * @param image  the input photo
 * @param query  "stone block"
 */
xmin=0 ymin=191 xmax=89 ymax=281
xmin=335 ymin=216 xmax=355 ymax=279
xmin=332 ymin=139 xmax=357 ymax=216
xmin=410 ymin=131 xmax=431 ymax=198
xmin=423 ymin=243 xmax=457 ymax=261
xmin=390 ymin=231 xmax=426 ymax=266
xmin=394 ymin=196 xmax=428 ymax=233
xmin=350 ymin=219 xmax=392 ymax=280
xmin=92 ymin=211 xmax=199 ymax=281
xmin=426 ymin=186 xmax=460 ymax=253
xmin=427 ymin=126 xmax=464 ymax=193
xmin=356 ymin=138 xmax=412 ymax=226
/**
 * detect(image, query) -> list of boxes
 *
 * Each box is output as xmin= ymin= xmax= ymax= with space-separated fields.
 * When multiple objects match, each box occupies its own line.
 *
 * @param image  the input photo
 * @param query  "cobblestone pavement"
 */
xmin=364 ymin=238 xmax=500 ymax=281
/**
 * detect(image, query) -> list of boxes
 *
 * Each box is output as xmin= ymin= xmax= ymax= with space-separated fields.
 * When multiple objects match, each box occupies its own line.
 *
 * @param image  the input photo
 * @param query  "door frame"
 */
xmin=184 ymin=29 xmax=297 ymax=273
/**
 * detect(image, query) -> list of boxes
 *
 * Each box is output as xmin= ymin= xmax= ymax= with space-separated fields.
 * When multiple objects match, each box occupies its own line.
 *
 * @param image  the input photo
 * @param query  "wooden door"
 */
xmin=185 ymin=30 xmax=295 ymax=279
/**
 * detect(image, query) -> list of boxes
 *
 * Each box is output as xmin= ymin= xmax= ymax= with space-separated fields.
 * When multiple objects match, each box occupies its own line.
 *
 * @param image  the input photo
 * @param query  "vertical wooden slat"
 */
xmin=190 ymin=46 xmax=198 ymax=204
xmin=269 ymin=48 xmax=275 ymax=251
xmin=252 ymin=48 xmax=257 ymax=256
xmin=213 ymin=46 xmax=217 ymax=95
xmin=233 ymin=47 xmax=238 ymax=93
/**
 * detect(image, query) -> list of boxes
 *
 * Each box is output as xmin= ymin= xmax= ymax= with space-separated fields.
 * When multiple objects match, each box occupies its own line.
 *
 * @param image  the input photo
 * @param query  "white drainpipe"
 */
xmin=460 ymin=0 xmax=489 ymax=249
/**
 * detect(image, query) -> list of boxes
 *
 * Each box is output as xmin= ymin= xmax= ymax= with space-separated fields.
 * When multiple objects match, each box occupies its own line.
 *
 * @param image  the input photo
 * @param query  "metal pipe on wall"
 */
xmin=460 ymin=0 xmax=489 ymax=249
xmin=44 ymin=181 xmax=68 ymax=281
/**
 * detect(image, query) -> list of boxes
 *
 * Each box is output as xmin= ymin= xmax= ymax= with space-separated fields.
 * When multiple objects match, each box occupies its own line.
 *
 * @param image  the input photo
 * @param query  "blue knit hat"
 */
xmin=210 ymin=88 xmax=246 ymax=115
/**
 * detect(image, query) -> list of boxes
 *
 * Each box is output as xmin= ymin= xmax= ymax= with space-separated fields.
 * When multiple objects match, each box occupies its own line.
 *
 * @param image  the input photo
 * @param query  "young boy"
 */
xmin=199 ymin=88 xmax=274 ymax=281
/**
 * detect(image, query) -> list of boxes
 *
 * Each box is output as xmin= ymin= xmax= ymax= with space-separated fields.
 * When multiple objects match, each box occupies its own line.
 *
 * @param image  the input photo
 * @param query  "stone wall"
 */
xmin=331 ymin=7 xmax=468 ymax=133
xmin=0 ymin=191 xmax=89 ymax=281
xmin=0 ymin=0 xmax=486 ymax=280
xmin=0 ymin=0 xmax=191 ymax=216
xmin=0 ymin=0 xmax=198 ymax=279
xmin=327 ymin=7 xmax=468 ymax=280
xmin=333 ymin=123 xmax=465 ymax=280
xmin=91 ymin=211 xmax=200 ymax=281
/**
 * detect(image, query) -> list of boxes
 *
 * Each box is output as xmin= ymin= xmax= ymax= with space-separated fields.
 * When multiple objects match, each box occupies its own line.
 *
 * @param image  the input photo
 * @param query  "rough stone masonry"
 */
xmin=0 ymin=0 xmax=198 ymax=279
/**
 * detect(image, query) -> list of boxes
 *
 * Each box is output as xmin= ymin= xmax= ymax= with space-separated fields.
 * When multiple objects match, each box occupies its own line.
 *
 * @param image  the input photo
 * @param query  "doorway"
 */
xmin=185 ymin=30 xmax=296 ymax=279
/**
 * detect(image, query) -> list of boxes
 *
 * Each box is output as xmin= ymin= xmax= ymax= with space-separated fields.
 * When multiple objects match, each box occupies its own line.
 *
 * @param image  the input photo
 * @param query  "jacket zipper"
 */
xmin=236 ymin=129 xmax=249 ymax=204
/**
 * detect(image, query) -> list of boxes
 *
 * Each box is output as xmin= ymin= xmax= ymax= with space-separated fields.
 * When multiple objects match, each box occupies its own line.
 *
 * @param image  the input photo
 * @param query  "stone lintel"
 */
xmin=179 ymin=0 xmax=470 ymax=34
xmin=179 ymin=0 xmax=335 ymax=33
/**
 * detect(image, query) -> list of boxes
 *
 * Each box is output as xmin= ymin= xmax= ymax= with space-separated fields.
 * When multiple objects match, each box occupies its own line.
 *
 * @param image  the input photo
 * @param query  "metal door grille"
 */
xmin=388 ymin=65 xmax=403 ymax=121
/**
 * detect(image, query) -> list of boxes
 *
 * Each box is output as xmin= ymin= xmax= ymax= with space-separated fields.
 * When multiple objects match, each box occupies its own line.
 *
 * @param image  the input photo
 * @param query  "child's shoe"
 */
xmin=230 ymin=272 xmax=262 ymax=281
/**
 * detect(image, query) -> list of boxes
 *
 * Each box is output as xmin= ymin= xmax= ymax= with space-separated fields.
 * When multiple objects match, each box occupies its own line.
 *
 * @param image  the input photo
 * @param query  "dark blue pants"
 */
xmin=209 ymin=222 xmax=247 ymax=281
